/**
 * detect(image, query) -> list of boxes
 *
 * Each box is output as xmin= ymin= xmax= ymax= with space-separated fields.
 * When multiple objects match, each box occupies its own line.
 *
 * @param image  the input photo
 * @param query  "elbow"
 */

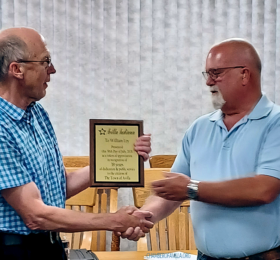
xmin=255 ymin=192 xmax=278 ymax=205
xmin=22 ymin=209 xmax=48 ymax=231
xmin=261 ymin=195 xmax=277 ymax=205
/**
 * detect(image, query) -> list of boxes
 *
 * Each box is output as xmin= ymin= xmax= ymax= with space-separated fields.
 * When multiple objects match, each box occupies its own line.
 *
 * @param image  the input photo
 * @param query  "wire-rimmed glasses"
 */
xmin=202 ymin=66 xmax=245 ymax=81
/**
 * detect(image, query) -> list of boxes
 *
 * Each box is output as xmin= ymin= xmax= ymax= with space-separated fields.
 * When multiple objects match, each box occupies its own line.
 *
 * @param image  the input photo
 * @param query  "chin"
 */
xmin=212 ymin=102 xmax=225 ymax=110
xmin=36 ymin=92 xmax=46 ymax=102
xmin=211 ymin=93 xmax=226 ymax=110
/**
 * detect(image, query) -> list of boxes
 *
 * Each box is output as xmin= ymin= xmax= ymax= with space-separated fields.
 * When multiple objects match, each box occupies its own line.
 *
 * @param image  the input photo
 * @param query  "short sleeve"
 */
xmin=0 ymin=128 xmax=32 ymax=190
xmin=171 ymin=132 xmax=191 ymax=177
xmin=256 ymin=119 xmax=280 ymax=179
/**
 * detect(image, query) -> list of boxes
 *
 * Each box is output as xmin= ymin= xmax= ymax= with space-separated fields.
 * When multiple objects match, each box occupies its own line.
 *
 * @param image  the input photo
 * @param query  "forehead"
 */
xmin=28 ymin=35 xmax=51 ymax=59
xmin=206 ymin=48 xmax=228 ymax=70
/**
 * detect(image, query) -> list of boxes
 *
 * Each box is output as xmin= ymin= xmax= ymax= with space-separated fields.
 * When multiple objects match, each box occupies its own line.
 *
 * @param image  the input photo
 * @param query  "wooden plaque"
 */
xmin=90 ymin=119 xmax=144 ymax=187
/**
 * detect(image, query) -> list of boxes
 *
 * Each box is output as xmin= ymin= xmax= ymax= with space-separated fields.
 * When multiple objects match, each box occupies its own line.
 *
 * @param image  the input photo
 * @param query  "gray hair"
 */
xmin=0 ymin=35 xmax=29 ymax=82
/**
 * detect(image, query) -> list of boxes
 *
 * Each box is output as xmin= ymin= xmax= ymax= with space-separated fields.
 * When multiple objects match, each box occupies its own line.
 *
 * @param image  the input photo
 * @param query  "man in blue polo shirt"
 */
xmin=121 ymin=39 xmax=280 ymax=260
xmin=0 ymin=27 xmax=153 ymax=260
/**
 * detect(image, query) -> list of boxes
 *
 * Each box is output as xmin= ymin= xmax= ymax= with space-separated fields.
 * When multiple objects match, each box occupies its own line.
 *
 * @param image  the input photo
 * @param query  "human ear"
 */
xmin=241 ymin=68 xmax=250 ymax=85
xmin=9 ymin=62 xmax=24 ymax=80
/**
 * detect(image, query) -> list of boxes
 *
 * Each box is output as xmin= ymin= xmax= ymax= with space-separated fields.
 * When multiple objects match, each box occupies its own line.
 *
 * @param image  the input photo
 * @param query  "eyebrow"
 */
xmin=41 ymin=53 xmax=51 ymax=59
xmin=44 ymin=55 xmax=51 ymax=59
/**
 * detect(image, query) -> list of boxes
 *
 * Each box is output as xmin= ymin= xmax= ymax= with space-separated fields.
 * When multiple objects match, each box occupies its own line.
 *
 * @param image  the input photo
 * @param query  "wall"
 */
xmin=1 ymin=0 xmax=280 ymax=250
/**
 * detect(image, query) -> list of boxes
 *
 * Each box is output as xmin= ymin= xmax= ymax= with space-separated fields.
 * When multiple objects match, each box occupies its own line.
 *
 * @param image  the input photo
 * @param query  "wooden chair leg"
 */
xmin=111 ymin=233 xmax=120 ymax=251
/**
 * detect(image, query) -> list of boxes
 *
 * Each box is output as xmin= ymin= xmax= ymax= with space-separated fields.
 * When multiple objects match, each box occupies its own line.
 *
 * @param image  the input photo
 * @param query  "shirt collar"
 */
xmin=247 ymin=94 xmax=273 ymax=120
xmin=209 ymin=110 xmax=223 ymax=122
xmin=209 ymin=94 xmax=273 ymax=122
xmin=0 ymin=97 xmax=36 ymax=120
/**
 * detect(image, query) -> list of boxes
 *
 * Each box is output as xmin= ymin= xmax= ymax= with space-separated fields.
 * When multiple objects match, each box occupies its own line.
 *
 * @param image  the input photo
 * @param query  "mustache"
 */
xmin=210 ymin=86 xmax=220 ymax=92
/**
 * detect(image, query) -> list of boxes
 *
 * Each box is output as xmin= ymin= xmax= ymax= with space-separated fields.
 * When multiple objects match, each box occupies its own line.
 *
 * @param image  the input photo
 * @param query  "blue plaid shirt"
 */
xmin=0 ymin=97 xmax=66 ymax=234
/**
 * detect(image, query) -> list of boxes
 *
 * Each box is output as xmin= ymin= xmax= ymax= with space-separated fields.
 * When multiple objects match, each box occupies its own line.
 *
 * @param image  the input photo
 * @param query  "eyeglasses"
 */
xmin=202 ymin=66 xmax=245 ymax=81
xmin=17 ymin=58 xmax=52 ymax=68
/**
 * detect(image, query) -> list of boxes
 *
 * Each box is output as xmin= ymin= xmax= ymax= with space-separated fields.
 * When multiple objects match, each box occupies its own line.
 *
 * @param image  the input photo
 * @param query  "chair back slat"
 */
xmin=158 ymin=219 xmax=167 ymax=250
xmin=137 ymin=236 xmax=148 ymax=251
xmin=150 ymin=223 xmax=158 ymax=250
xmin=167 ymin=211 xmax=177 ymax=250
xmin=179 ymin=212 xmax=187 ymax=250
xmin=189 ymin=216 xmax=196 ymax=250
xmin=110 ymin=188 xmax=120 ymax=251
xmin=99 ymin=192 xmax=107 ymax=251
xmin=90 ymin=194 xmax=99 ymax=251
xmin=181 ymin=206 xmax=189 ymax=248
xmin=71 ymin=205 xmax=83 ymax=249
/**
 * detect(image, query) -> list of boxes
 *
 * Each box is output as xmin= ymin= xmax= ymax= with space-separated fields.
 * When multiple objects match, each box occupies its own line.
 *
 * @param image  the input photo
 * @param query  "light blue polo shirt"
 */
xmin=171 ymin=94 xmax=280 ymax=258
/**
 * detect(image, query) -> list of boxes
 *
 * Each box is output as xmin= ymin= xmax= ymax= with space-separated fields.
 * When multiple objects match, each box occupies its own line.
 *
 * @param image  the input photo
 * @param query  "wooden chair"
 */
xmin=133 ymin=168 xmax=196 ymax=251
xmin=62 ymin=156 xmax=120 ymax=251
xmin=60 ymin=185 xmax=97 ymax=249
xmin=149 ymin=155 xmax=177 ymax=168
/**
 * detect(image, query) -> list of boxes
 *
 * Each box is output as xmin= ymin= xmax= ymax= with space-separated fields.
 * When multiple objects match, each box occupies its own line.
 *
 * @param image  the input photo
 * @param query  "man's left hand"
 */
xmin=152 ymin=172 xmax=190 ymax=201
xmin=114 ymin=208 xmax=154 ymax=241
xmin=134 ymin=134 xmax=151 ymax=161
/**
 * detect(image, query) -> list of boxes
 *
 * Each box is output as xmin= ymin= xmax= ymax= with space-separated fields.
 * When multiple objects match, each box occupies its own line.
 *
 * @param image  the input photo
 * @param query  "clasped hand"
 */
xmin=114 ymin=207 xmax=154 ymax=241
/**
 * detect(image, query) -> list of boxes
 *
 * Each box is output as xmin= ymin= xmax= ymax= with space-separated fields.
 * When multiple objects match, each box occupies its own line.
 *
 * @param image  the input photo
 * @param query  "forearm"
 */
xmin=2 ymin=182 xmax=141 ymax=233
xmin=141 ymin=195 xmax=182 ymax=223
xmin=65 ymin=166 xmax=91 ymax=199
xmin=26 ymin=203 xmax=113 ymax=232
xmin=197 ymin=175 xmax=280 ymax=207
xmin=25 ymin=203 xmax=114 ymax=232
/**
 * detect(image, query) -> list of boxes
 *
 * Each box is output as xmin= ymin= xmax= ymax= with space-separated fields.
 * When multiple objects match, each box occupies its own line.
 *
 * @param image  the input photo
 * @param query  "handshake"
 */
xmin=111 ymin=206 xmax=154 ymax=241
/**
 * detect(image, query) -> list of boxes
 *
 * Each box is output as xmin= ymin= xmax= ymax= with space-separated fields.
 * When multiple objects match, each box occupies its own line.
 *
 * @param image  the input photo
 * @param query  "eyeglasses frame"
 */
xmin=202 ymin=66 xmax=245 ymax=81
xmin=16 ymin=58 xmax=52 ymax=68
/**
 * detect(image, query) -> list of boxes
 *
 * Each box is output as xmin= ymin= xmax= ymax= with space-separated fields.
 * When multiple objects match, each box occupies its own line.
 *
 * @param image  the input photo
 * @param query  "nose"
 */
xmin=47 ymin=63 xmax=56 ymax=74
xmin=206 ymin=76 xmax=215 ymax=86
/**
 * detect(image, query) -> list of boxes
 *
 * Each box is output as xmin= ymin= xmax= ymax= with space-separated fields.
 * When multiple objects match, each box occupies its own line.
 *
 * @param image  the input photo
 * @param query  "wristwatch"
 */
xmin=187 ymin=180 xmax=200 ymax=200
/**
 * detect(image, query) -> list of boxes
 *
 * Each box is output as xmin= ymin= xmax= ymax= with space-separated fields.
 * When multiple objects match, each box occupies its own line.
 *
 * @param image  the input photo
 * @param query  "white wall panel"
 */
xmin=116 ymin=0 xmax=129 ymax=119
xmin=27 ymin=0 xmax=40 ymax=30
xmin=91 ymin=0 xmax=105 ymax=119
xmin=263 ymin=0 xmax=277 ymax=101
xmin=140 ymin=0 xmax=153 ymax=135
xmin=1 ymin=0 xmax=14 ymax=28
xmin=14 ymin=0 xmax=27 ymax=27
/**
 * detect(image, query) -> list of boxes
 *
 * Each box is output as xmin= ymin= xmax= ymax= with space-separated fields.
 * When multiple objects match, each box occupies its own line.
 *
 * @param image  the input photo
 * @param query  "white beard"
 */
xmin=210 ymin=86 xmax=226 ymax=109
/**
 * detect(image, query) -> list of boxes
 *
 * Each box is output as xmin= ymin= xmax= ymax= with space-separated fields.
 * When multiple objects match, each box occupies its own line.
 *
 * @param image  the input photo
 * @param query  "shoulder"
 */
xmin=0 ymin=111 xmax=15 ymax=140
xmin=266 ymin=104 xmax=280 ymax=132
xmin=183 ymin=111 xmax=217 ymax=138
xmin=270 ymin=103 xmax=280 ymax=117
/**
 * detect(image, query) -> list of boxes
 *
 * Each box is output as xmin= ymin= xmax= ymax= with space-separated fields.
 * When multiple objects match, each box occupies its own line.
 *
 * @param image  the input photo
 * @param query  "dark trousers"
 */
xmin=0 ymin=232 xmax=67 ymax=260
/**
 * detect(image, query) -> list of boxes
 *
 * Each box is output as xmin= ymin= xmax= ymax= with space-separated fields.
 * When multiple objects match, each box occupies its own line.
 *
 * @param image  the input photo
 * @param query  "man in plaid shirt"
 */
xmin=0 ymin=27 xmax=153 ymax=260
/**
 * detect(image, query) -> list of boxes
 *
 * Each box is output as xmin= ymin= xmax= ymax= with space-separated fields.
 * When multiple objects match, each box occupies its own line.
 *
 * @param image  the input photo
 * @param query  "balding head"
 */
xmin=0 ymin=27 xmax=45 ymax=82
xmin=205 ymin=38 xmax=262 ymax=114
xmin=208 ymin=38 xmax=261 ymax=74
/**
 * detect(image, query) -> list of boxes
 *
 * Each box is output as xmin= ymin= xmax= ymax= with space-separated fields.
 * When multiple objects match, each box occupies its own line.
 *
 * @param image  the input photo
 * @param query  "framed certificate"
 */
xmin=90 ymin=119 xmax=144 ymax=187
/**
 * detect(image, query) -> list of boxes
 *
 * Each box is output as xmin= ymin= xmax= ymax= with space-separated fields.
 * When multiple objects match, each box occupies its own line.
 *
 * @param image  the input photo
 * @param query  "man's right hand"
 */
xmin=113 ymin=208 xmax=155 ymax=241
xmin=111 ymin=206 xmax=153 ymax=233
